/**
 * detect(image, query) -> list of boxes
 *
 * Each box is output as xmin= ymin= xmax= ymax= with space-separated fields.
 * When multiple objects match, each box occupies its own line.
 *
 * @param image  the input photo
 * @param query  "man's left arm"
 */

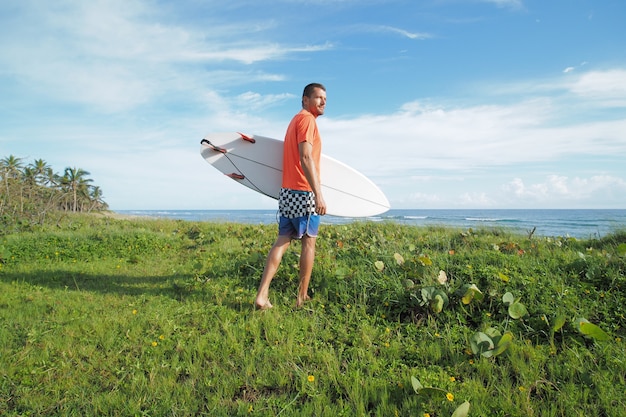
xmin=299 ymin=141 xmax=326 ymax=215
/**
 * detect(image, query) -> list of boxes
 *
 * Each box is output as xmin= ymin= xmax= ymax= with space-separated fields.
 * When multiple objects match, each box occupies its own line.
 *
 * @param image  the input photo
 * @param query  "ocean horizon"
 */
xmin=114 ymin=209 xmax=626 ymax=239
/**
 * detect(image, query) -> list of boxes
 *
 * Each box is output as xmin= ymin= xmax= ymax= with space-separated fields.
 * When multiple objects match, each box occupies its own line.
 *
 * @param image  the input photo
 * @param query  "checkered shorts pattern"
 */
xmin=279 ymin=188 xmax=316 ymax=218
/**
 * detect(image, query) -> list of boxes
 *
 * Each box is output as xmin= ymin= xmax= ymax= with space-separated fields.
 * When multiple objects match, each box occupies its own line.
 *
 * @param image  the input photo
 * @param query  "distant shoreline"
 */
xmin=95 ymin=211 xmax=155 ymax=221
xmin=110 ymin=208 xmax=626 ymax=239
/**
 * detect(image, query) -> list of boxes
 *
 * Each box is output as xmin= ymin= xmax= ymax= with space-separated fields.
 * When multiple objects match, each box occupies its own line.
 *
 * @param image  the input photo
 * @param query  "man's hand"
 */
xmin=315 ymin=194 xmax=327 ymax=215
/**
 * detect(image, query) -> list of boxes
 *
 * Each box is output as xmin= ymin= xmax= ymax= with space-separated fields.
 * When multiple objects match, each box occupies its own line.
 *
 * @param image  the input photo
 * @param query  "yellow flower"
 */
xmin=519 ymin=386 xmax=526 ymax=392
xmin=151 ymin=341 xmax=158 ymax=347
xmin=248 ymin=405 xmax=253 ymax=413
xmin=424 ymin=413 xmax=431 ymax=417
xmin=449 ymin=376 xmax=456 ymax=382
xmin=159 ymin=334 xmax=165 ymax=340
xmin=132 ymin=309 xmax=138 ymax=315
xmin=469 ymin=359 xmax=474 ymax=365
xmin=307 ymin=375 xmax=315 ymax=382
xmin=446 ymin=392 xmax=454 ymax=402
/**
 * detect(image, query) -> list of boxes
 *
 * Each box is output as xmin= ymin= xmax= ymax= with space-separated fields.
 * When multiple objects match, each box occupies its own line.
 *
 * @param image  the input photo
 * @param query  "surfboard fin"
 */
xmin=226 ymin=173 xmax=245 ymax=180
xmin=238 ymin=132 xmax=256 ymax=143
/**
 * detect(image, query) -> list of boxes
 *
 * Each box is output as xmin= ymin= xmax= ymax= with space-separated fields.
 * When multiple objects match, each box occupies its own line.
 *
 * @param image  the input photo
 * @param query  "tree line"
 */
xmin=1 ymin=155 xmax=108 ymax=227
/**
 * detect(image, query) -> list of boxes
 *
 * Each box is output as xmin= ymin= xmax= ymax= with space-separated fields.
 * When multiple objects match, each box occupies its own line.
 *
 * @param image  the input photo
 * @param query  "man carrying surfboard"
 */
xmin=255 ymin=83 xmax=327 ymax=310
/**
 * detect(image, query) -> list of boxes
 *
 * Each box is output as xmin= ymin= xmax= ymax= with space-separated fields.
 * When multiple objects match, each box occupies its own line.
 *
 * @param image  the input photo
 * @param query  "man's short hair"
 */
xmin=303 ymin=83 xmax=326 ymax=98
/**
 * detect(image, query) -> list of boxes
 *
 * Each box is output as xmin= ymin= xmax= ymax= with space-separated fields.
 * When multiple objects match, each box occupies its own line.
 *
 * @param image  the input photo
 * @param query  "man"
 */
xmin=255 ymin=83 xmax=327 ymax=310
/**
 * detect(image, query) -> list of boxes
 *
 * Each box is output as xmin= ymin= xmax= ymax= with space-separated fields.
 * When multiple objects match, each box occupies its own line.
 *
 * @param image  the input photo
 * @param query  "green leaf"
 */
xmin=410 ymin=377 xmax=448 ymax=398
xmin=502 ymin=292 xmax=515 ymax=306
xmin=617 ymin=243 xmax=626 ymax=257
xmin=470 ymin=331 xmax=494 ymax=355
xmin=418 ymin=387 xmax=447 ymax=398
xmin=461 ymin=284 xmax=483 ymax=305
xmin=508 ymin=302 xmax=528 ymax=319
xmin=498 ymin=272 xmax=510 ymax=282
xmin=411 ymin=376 xmax=423 ymax=393
xmin=492 ymin=332 xmax=513 ymax=357
xmin=452 ymin=401 xmax=471 ymax=417
xmin=484 ymin=327 xmax=501 ymax=340
xmin=418 ymin=255 xmax=432 ymax=266
xmin=431 ymin=294 xmax=444 ymax=313
xmin=552 ymin=315 xmax=566 ymax=332
xmin=576 ymin=318 xmax=610 ymax=341
xmin=421 ymin=287 xmax=434 ymax=304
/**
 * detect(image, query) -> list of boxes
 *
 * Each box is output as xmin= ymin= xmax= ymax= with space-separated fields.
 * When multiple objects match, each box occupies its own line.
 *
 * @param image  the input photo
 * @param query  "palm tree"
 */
xmin=0 ymin=155 xmax=25 ymax=211
xmin=0 ymin=155 xmax=23 ymax=179
xmin=61 ymin=167 xmax=93 ymax=212
xmin=21 ymin=166 xmax=38 ymax=202
xmin=29 ymin=159 xmax=54 ymax=187
xmin=88 ymin=186 xmax=108 ymax=212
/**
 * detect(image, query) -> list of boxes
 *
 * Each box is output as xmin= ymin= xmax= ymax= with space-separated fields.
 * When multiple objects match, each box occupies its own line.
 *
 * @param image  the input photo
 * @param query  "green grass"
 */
xmin=1 ymin=215 xmax=625 ymax=416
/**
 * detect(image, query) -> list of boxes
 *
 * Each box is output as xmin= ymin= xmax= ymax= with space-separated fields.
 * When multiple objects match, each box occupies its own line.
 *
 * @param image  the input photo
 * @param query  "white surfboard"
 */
xmin=200 ymin=132 xmax=390 ymax=217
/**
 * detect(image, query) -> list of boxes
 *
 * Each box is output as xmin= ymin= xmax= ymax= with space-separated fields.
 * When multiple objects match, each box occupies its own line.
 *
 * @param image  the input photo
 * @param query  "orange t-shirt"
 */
xmin=282 ymin=109 xmax=322 ymax=191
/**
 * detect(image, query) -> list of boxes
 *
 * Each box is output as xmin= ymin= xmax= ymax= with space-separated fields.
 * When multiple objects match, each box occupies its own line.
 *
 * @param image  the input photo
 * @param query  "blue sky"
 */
xmin=1 ymin=0 xmax=625 ymax=211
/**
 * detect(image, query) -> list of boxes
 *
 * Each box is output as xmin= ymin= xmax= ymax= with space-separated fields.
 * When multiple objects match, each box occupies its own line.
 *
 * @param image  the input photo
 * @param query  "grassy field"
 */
xmin=1 ymin=214 xmax=625 ymax=416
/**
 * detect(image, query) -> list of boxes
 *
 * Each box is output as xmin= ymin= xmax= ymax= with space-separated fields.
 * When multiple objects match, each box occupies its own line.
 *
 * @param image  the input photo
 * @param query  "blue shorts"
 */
xmin=278 ymin=214 xmax=320 ymax=239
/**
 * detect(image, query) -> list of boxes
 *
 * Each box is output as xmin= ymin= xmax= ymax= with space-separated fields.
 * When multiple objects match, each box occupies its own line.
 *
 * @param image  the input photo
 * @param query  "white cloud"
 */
xmin=344 ymin=24 xmax=433 ymax=40
xmin=459 ymin=192 xmax=496 ymax=207
xmin=0 ymin=1 xmax=331 ymax=112
xmin=377 ymin=26 xmax=433 ymax=40
xmin=323 ymin=97 xmax=626 ymax=176
xmin=235 ymin=92 xmax=295 ymax=111
xmin=503 ymin=175 xmax=626 ymax=205
xmin=184 ymin=43 xmax=334 ymax=64
xmin=568 ymin=70 xmax=626 ymax=106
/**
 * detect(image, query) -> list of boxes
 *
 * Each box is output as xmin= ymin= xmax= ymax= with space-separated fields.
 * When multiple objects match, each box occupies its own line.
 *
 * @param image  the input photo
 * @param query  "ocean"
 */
xmin=115 ymin=209 xmax=626 ymax=239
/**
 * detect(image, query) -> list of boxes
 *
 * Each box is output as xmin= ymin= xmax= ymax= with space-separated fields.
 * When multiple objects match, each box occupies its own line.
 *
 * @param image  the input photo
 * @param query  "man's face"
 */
xmin=303 ymin=88 xmax=326 ymax=117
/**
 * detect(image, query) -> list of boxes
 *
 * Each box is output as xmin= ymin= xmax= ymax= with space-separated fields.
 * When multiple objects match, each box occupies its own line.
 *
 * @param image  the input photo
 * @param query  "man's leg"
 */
xmin=296 ymin=235 xmax=316 ymax=307
xmin=255 ymin=235 xmax=291 ymax=309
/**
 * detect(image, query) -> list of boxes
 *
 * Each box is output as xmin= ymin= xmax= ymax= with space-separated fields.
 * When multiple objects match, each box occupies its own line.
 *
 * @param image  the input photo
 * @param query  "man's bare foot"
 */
xmin=255 ymin=299 xmax=273 ymax=310
xmin=295 ymin=295 xmax=311 ymax=308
